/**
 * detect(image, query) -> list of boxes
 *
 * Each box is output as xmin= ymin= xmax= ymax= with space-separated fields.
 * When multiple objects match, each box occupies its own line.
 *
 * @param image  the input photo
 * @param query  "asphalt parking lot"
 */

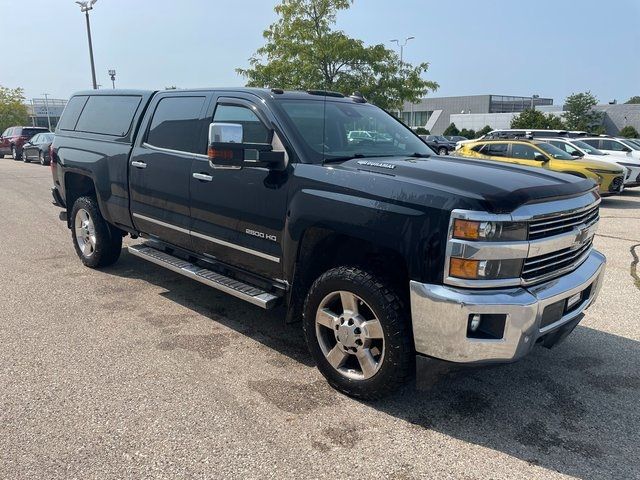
xmin=1 ymin=159 xmax=638 ymax=480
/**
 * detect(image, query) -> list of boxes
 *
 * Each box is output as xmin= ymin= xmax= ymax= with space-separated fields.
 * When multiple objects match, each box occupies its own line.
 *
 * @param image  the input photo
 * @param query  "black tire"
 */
xmin=23 ymin=150 xmax=30 ymax=163
xmin=70 ymin=196 xmax=122 ymax=268
xmin=11 ymin=145 xmax=21 ymax=160
xmin=438 ymin=147 xmax=448 ymax=156
xmin=303 ymin=266 xmax=413 ymax=400
xmin=39 ymin=150 xmax=48 ymax=166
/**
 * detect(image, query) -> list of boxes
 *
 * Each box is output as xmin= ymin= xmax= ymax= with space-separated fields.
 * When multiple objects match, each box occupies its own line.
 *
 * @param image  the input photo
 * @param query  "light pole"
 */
xmin=42 ymin=93 xmax=52 ymax=131
xmin=390 ymin=36 xmax=415 ymax=64
xmin=108 ymin=69 xmax=116 ymax=89
xmin=75 ymin=0 xmax=98 ymax=90
xmin=530 ymin=94 xmax=540 ymax=111
xmin=390 ymin=36 xmax=415 ymax=121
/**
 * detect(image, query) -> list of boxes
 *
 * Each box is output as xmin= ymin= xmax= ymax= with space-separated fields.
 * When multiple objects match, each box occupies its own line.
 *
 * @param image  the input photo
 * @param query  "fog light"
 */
xmin=469 ymin=314 xmax=481 ymax=332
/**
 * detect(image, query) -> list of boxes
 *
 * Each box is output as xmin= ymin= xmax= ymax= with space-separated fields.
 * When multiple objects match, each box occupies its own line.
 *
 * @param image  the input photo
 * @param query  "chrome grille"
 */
xmin=522 ymin=239 xmax=593 ymax=283
xmin=528 ymin=204 xmax=599 ymax=241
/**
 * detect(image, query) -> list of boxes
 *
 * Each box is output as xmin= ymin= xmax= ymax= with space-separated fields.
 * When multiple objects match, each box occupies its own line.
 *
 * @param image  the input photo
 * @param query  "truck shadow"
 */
xmin=103 ymin=250 xmax=313 ymax=367
xmin=104 ymin=250 xmax=639 ymax=479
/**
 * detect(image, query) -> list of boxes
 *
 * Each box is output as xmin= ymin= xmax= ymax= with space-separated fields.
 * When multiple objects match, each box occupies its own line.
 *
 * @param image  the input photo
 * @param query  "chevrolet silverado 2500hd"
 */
xmin=50 ymin=89 xmax=606 ymax=399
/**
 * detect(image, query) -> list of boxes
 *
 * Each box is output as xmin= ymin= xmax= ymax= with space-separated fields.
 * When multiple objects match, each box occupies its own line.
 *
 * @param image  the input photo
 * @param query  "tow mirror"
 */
xmin=207 ymin=122 xmax=285 ymax=170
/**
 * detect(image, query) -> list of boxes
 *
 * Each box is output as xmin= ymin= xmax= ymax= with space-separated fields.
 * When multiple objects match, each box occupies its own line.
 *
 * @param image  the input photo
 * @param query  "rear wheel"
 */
xmin=71 ymin=196 xmax=122 ymax=268
xmin=11 ymin=145 xmax=21 ymax=160
xmin=303 ymin=266 xmax=413 ymax=400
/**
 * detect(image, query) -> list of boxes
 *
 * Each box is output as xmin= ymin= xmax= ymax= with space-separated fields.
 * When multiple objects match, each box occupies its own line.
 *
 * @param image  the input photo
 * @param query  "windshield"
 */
xmin=536 ymin=142 xmax=574 ymax=160
xmin=42 ymin=133 xmax=54 ymax=142
xmin=571 ymin=139 xmax=605 ymax=155
xmin=276 ymin=99 xmax=431 ymax=163
xmin=620 ymin=139 xmax=640 ymax=151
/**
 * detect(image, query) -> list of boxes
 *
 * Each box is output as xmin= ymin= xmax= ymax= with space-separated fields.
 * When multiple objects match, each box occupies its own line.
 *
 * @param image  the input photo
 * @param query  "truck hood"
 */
xmin=336 ymin=155 xmax=596 ymax=213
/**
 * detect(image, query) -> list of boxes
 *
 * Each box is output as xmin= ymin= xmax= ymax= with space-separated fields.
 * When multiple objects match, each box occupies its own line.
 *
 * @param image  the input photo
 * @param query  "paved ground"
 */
xmin=0 ymin=158 xmax=638 ymax=480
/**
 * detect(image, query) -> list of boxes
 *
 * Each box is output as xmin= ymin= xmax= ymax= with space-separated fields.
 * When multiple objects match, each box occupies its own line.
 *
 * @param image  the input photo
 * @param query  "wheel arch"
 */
xmin=63 ymin=172 xmax=100 ymax=228
xmin=285 ymin=226 xmax=411 ymax=323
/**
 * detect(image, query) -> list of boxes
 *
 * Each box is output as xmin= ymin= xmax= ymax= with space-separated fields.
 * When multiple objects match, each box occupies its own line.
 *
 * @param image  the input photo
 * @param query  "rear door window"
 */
xmin=511 ymin=143 xmax=537 ymax=159
xmin=600 ymin=139 xmax=627 ymax=152
xmin=481 ymin=143 xmax=508 ymax=157
xmin=75 ymin=95 xmax=142 ymax=136
xmin=146 ymin=96 xmax=206 ymax=153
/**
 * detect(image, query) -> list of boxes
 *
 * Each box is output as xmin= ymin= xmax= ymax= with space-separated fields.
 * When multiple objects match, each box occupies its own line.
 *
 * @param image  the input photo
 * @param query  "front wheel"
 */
xmin=303 ymin=266 xmax=413 ymax=400
xmin=71 ymin=196 xmax=122 ymax=268
xmin=438 ymin=147 xmax=448 ymax=156
xmin=22 ymin=150 xmax=30 ymax=163
xmin=39 ymin=150 xmax=48 ymax=165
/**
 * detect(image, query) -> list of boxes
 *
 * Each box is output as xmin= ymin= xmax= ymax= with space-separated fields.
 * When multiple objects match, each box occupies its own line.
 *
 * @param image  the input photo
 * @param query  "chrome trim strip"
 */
xmin=141 ymin=142 xmax=198 ymax=157
xmin=132 ymin=213 xmax=280 ymax=263
xmin=133 ymin=213 xmax=190 ymax=234
xmin=190 ymin=230 xmax=280 ymax=263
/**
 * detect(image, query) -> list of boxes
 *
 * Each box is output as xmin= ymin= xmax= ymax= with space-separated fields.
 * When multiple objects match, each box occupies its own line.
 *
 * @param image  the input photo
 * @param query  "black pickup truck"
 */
xmin=50 ymin=88 xmax=606 ymax=399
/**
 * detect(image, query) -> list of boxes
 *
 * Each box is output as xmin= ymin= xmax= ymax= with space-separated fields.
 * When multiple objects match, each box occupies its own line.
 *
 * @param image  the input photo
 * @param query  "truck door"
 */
xmin=129 ymin=93 xmax=208 ymax=250
xmin=189 ymin=95 xmax=290 ymax=279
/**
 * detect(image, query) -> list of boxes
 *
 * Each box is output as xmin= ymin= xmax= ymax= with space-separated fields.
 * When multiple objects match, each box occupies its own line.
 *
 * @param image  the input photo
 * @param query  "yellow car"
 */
xmin=457 ymin=139 xmax=625 ymax=195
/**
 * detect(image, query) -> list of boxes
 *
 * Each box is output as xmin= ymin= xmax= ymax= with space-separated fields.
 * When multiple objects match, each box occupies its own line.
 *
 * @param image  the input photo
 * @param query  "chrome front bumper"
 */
xmin=410 ymin=250 xmax=606 ymax=363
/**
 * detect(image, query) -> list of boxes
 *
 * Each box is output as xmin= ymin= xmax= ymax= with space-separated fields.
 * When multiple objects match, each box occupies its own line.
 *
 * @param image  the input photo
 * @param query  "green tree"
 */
xmin=459 ymin=128 xmax=476 ymax=139
xmin=236 ymin=0 xmax=438 ymax=111
xmin=510 ymin=109 xmax=565 ymax=129
xmin=0 ymin=85 xmax=28 ymax=133
xmin=475 ymin=125 xmax=493 ymax=138
xmin=415 ymin=127 xmax=429 ymax=135
xmin=619 ymin=125 xmax=639 ymax=138
xmin=624 ymin=96 xmax=640 ymax=104
xmin=443 ymin=123 xmax=459 ymax=136
xmin=563 ymin=91 xmax=603 ymax=131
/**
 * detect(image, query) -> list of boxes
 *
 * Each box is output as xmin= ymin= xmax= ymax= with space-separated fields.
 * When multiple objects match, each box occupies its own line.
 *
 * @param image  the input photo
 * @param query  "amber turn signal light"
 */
xmin=453 ymin=219 xmax=480 ymax=240
xmin=208 ymin=147 xmax=234 ymax=161
xmin=449 ymin=258 xmax=480 ymax=279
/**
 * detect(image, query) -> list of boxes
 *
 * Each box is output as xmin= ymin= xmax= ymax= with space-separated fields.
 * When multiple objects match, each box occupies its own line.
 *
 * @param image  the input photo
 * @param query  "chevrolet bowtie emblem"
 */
xmin=574 ymin=225 xmax=589 ymax=246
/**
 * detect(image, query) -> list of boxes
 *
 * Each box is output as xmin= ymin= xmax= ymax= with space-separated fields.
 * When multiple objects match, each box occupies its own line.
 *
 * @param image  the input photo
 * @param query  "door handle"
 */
xmin=193 ymin=172 xmax=213 ymax=182
xmin=131 ymin=161 xmax=147 ymax=169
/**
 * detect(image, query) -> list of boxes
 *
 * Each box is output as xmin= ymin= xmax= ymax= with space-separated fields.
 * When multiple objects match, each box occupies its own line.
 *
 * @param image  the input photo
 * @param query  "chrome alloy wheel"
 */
xmin=315 ymin=291 xmax=385 ymax=380
xmin=74 ymin=208 xmax=96 ymax=257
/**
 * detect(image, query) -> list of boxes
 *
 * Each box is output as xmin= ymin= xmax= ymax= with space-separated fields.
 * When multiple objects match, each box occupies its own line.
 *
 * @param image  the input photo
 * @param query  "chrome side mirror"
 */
xmin=208 ymin=122 xmax=243 ymax=144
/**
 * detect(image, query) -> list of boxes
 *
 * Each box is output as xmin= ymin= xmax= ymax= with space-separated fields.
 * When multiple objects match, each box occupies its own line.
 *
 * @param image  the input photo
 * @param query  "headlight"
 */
xmin=587 ymin=168 xmax=618 ymax=175
xmin=449 ymin=258 xmax=523 ymax=280
xmin=452 ymin=219 xmax=527 ymax=241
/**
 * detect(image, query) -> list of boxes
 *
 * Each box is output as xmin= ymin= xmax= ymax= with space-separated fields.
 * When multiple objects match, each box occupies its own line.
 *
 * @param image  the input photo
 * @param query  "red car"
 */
xmin=0 ymin=126 xmax=50 ymax=160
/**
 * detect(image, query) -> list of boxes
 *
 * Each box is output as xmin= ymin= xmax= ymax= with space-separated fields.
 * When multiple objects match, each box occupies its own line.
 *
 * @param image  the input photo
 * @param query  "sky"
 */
xmin=1 ymin=0 xmax=639 ymax=105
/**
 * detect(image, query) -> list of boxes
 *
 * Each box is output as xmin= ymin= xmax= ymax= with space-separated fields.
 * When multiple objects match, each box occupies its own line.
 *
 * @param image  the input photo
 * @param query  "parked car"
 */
xmin=50 ymin=89 xmax=606 ymax=399
xmin=444 ymin=135 xmax=468 ymax=142
xmin=540 ymin=137 xmax=640 ymax=187
xmin=419 ymin=135 xmax=456 ymax=155
xmin=458 ymin=139 xmax=626 ymax=195
xmin=0 ymin=126 xmax=50 ymax=160
xmin=581 ymin=137 xmax=640 ymax=160
xmin=22 ymin=132 xmax=55 ymax=165
xmin=484 ymin=129 xmax=569 ymax=139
